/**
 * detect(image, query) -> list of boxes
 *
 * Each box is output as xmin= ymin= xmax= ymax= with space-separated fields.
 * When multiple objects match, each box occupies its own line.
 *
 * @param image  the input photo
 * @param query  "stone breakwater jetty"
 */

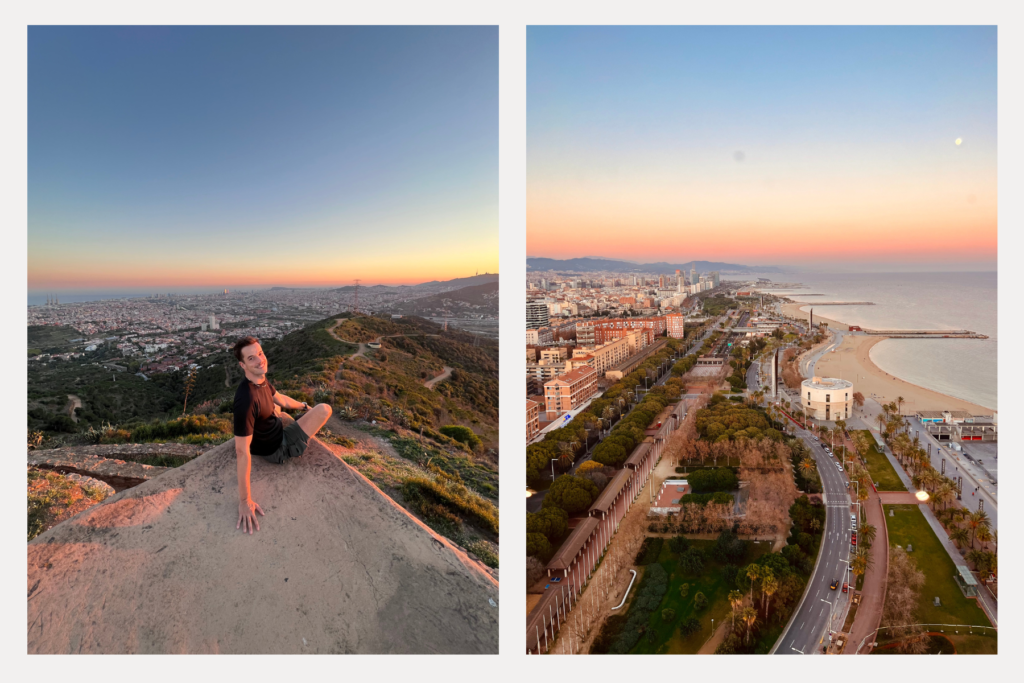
xmin=27 ymin=438 xmax=499 ymax=654
xmin=859 ymin=329 xmax=988 ymax=339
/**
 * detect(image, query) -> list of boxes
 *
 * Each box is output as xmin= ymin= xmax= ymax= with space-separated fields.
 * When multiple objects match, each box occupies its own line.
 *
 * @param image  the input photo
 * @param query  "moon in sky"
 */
xmin=955 ymin=138 xmax=963 ymax=145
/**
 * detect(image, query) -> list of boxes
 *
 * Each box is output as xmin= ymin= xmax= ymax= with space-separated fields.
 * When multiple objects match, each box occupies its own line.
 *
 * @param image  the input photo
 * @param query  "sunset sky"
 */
xmin=527 ymin=26 xmax=997 ymax=270
xmin=29 ymin=26 xmax=497 ymax=292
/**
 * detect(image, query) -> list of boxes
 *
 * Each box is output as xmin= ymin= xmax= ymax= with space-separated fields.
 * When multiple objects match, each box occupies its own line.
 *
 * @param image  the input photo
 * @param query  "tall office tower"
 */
xmin=809 ymin=308 xmax=814 ymax=328
xmin=540 ymin=278 xmax=548 ymax=291
xmin=209 ymin=314 xmax=219 ymax=330
xmin=526 ymin=301 xmax=550 ymax=329
xmin=659 ymin=275 xmax=665 ymax=288
xmin=690 ymin=264 xmax=697 ymax=286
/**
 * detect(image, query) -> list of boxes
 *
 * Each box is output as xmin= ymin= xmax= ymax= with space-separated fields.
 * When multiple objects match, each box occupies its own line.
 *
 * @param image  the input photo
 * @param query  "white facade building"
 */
xmin=801 ymin=376 xmax=854 ymax=421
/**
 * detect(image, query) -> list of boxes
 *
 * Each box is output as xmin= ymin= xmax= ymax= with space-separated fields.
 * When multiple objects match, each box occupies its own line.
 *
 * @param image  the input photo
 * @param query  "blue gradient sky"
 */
xmin=528 ymin=26 xmax=997 ymax=270
xmin=29 ymin=26 xmax=497 ymax=290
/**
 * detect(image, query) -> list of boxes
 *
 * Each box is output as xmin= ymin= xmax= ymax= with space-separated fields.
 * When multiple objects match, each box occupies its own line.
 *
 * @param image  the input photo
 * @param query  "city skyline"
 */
xmin=527 ymin=26 xmax=997 ymax=269
xmin=29 ymin=26 xmax=498 ymax=290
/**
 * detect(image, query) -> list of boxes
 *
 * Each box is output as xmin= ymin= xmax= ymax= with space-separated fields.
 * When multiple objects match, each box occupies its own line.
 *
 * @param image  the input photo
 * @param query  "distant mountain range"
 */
xmin=385 ymin=281 xmax=499 ymax=317
xmin=327 ymin=273 xmax=499 ymax=294
xmin=527 ymin=257 xmax=781 ymax=274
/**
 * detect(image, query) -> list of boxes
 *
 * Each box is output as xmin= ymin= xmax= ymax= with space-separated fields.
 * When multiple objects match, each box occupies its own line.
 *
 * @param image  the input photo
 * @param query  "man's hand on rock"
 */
xmin=237 ymin=498 xmax=265 ymax=534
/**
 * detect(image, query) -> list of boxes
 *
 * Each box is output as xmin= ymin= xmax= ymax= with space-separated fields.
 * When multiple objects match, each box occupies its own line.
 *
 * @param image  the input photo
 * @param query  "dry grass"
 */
xmin=27 ymin=468 xmax=108 ymax=541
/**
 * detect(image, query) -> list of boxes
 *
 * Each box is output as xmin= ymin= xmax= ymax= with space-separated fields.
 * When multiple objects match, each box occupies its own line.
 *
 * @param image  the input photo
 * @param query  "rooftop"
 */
xmin=803 ymin=376 xmax=854 ymax=390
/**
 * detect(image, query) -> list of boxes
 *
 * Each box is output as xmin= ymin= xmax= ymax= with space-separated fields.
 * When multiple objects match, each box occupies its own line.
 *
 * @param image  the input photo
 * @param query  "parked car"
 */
xmin=842 ymin=582 xmax=849 ymax=593
xmin=851 ymin=534 xmax=857 ymax=546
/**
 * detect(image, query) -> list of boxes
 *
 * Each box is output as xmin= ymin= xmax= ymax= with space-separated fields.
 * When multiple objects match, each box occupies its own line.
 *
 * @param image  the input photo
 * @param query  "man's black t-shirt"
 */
xmin=234 ymin=378 xmax=283 ymax=456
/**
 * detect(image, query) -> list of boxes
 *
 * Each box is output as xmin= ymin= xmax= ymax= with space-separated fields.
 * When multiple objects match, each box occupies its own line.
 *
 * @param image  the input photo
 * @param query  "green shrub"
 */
xmin=527 ymin=532 xmax=551 ymax=557
xmin=440 ymin=425 xmax=482 ymax=450
xmin=541 ymin=475 xmax=599 ymax=516
xmin=527 ymin=507 xmax=568 ymax=541
xmin=609 ymin=563 xmax=669 ymax=653
xmin=686 ymin=468 xmax=738 ymax=493
xmin=466 ymin=539 xmax=498 ymax=568
xmin=402 ymin=473 xmax=498 ymax=535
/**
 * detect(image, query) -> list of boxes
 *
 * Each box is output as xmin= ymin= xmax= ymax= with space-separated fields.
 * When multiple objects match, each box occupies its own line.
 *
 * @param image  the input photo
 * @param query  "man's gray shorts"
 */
xmin=261 ymin=420 xmax=311 ymax=464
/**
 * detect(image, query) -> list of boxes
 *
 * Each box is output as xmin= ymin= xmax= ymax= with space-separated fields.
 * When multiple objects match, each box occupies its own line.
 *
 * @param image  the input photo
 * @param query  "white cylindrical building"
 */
xmin=801 ymin=376 xmax=854 ymax=421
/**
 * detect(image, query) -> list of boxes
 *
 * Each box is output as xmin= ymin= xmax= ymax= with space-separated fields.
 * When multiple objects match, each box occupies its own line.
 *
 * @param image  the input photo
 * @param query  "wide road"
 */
xmin=746 ymin=361 xmax=760 ymax=393
xmin=775 ymin=423 xmax=854 ymax=655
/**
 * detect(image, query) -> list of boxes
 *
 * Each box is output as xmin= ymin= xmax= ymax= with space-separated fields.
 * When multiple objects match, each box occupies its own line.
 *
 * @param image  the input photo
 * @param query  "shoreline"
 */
xmin=780 ymin=302 xmax=994 ymax=415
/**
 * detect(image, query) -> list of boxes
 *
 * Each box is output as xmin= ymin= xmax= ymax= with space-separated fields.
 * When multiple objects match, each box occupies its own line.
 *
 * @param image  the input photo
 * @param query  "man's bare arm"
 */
xmin=235 ymin=434 xmax=264 ymax=534
xmin=272 ymin=392 xmax=308 ymax=411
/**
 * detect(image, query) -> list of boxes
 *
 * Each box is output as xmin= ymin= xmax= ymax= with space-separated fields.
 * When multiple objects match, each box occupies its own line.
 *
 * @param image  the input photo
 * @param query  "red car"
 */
xmin=842 ymin=582 xmax=849 ymax=593
xmin=851 ymin=534 xmax=857 ymax=546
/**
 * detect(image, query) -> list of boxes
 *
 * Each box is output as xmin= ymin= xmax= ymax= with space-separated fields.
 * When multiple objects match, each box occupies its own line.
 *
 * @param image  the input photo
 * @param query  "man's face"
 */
xmin=239 ymin=343 xmax=268 ymax=379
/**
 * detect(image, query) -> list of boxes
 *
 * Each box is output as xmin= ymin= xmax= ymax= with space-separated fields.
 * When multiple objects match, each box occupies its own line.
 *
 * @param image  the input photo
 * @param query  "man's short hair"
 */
xmin=232 ymin=336 xmax=260 ymax=362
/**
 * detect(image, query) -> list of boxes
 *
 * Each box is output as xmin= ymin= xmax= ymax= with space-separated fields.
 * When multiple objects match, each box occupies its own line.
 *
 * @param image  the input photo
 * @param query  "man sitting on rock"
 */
xmin=232 ymin=336 xmax=332 ymax=534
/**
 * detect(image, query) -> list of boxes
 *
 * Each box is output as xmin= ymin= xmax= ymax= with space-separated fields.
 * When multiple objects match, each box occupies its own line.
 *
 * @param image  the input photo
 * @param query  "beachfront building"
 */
xmin=801 ymin=376 xmax=854 ymax=421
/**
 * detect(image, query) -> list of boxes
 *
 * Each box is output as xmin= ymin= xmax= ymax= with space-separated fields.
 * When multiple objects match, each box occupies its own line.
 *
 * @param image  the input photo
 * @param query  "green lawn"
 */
xmin=883 ymin=505 xmax=990 ymax=628
xmin=630 ymin=539 xmax=770 ymax=654
xmin=857 ymin=430 xmax=906 ymax=492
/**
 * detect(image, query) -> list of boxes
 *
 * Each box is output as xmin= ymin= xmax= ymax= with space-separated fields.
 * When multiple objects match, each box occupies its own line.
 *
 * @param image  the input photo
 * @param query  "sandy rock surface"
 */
xmin=28 ymin=438 xmax=498 ymax=654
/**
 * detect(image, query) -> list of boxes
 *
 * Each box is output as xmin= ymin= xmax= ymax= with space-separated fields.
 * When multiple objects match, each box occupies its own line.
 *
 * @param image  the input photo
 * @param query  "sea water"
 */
xmin=766 ymin=271 xmax=997 ymax=411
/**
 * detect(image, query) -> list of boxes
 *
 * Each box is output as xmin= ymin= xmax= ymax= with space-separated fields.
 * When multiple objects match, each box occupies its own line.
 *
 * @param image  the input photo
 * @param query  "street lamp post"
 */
xmin=820 ymin=598 xmax=837 ymax=650
xmin=551 ymin=458 xmax=558 ymax=482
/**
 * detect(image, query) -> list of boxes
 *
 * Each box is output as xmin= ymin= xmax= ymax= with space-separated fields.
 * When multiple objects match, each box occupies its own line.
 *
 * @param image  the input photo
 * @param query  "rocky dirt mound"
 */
xmin=27 ymin=437 xmax=498 ymax=654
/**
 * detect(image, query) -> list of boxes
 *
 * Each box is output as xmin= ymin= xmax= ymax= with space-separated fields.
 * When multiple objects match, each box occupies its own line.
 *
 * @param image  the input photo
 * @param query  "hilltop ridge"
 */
xmin=28 ymin=436 xmax=498 ymax=654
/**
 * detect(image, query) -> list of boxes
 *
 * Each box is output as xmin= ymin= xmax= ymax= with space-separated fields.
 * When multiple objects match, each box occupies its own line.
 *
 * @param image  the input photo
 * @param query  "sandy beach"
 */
xmin=781 ymin=302 xmax=850 ymax=331
xmin=780 ymin=301 xmax=992 ymax=415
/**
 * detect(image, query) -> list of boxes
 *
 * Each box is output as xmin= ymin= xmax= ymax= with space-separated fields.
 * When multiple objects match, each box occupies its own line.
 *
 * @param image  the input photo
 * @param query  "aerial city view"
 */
xmin=525 ymin=26 xmax=996 ymax=655
xmin=27 ymin=26 xmax=499 ymax=654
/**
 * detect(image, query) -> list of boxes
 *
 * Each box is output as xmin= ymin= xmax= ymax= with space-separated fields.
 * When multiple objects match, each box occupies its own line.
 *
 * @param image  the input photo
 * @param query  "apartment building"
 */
xmin=527 ymin=399 xmax=542 ymax=442
xmin=544 ymin=366 xmax=599 ymax=420
xmin=576 ymin=316 xmax=666 ymax=346
xmin=665 ymin=313 xmax=686 ymax=339
xmin=572 ymin=335 xmax=631 ymax=375
xmin=527 ymin=301 xmax=550 ymax=329
xmin=525 ymin=327 xmax=554 ymax=345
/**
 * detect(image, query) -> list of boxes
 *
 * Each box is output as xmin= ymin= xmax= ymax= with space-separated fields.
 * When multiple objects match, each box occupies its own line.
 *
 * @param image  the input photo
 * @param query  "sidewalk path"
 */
xmin=424 ymin=366 xmax=453 ymax=389
xmin=844 ymin=490 xmax=888 ymax=654
xmin=877 ymin=492 xmax=919 ymax=505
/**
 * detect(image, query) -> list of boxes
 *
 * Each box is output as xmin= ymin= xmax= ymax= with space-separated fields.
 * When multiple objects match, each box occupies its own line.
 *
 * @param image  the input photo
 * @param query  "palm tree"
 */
xmin=557 ymin=441 xmax=576 ymax=468
xmin=949 ymin=526 xmax=969 ymax=549
xmin=857 ymin=484 xmax=870 ymax=505
xmin=746 ymin=564 xmax=761 ymax=603
xmin=896 ymin=396 xmax=905 ymax=416
xmin=728 ymin=590 xmax=744 ymax=629
xmin=762 ymin=574 xmax=779 ymax=620
xmin=967 ymin=510 xmax=991 ymax=549
xmin=966 ymin=549 xmax=985 ymax=571
xmin=741 ymin=606 xmax=758 ymax=644
xmin=859 ymin=523 xmax=877 ymax=547
xmin=800 ymin=457 xmax=816 ymax=477
xmin=850 ymin=548 xmax=871 ymax=579
xmin=976 ymin=526 xmax=993 ymax=551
